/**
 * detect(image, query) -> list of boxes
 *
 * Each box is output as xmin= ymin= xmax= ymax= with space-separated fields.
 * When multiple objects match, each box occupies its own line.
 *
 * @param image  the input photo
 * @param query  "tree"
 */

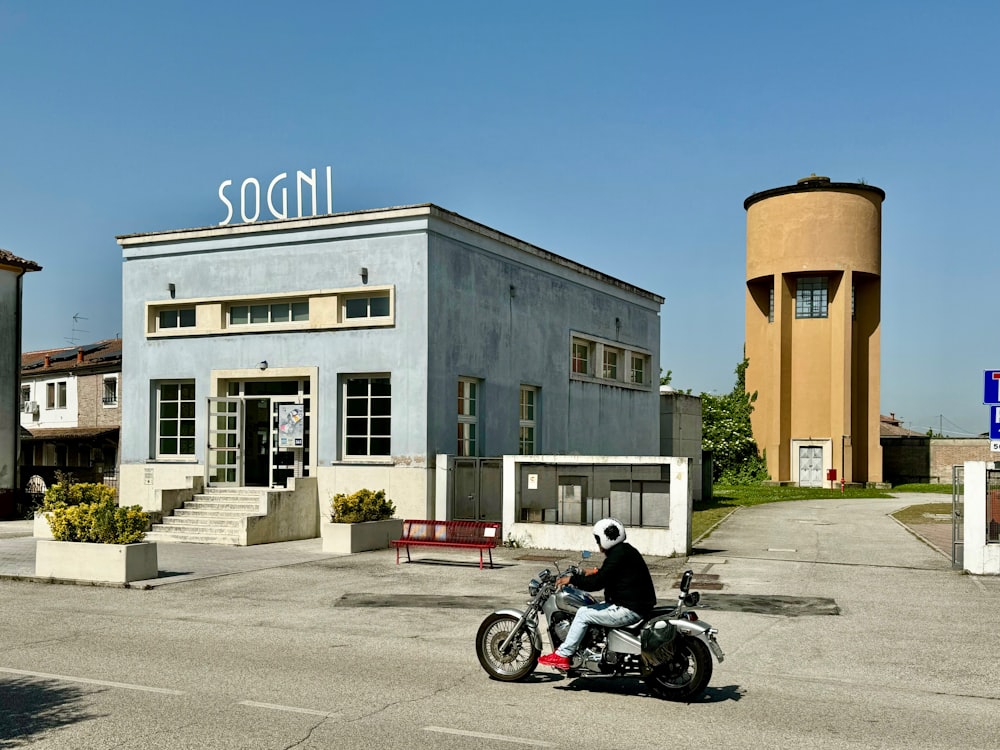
xmin=701 ymin=357 xmax=769 ymax=484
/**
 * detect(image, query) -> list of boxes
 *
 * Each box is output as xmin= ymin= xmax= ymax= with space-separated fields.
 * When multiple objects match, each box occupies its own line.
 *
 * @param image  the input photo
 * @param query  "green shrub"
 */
xmin=42 ymin=481 xmax=117 ymax=512
xmin=47 ymin=497 xmax=149 ymax=544
xmin=330 ymin=489 xmax=396 ymax=523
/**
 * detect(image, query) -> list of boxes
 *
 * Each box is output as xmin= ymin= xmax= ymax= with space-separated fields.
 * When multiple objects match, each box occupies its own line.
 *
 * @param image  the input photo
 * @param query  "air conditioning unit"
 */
xmin=28 ymin=401 xmax=39 ymax=416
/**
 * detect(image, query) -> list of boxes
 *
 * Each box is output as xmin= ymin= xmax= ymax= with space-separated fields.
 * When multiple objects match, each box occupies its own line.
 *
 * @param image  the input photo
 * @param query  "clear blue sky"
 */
xmin=1 ymin=1 xmax=996 ymax=436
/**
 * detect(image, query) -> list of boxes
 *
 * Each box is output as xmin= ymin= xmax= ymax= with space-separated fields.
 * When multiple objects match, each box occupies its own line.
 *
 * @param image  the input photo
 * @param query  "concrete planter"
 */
xmin=321 ymin=518 xmax=403 ymax=554
xmin=35 ymin=540 xmax=158 ymax=584
xmin=33 ymin=511 xmax=54 ymax=540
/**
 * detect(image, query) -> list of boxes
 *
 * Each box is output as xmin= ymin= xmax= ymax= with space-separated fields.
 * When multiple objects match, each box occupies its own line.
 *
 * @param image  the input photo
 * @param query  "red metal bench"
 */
xmin=391 ymin=520 xmax=501 ymax=569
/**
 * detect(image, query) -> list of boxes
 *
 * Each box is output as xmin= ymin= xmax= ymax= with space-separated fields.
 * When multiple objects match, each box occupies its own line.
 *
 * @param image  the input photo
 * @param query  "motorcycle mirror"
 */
xmin=680 ymin=570 xmax=693 ymax=593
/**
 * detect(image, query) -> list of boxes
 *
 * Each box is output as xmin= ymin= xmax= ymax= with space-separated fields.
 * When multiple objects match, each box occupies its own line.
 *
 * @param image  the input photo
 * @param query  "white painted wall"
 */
xmin=499 ymin=455 xmax=691 ymax=556
xmin=963 ymin=461 xmax=1000 ymax=575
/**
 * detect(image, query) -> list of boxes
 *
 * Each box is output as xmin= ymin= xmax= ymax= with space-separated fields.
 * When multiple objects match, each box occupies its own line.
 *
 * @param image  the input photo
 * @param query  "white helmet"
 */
xmin=593 ymin=518 xmax=626 ymax=550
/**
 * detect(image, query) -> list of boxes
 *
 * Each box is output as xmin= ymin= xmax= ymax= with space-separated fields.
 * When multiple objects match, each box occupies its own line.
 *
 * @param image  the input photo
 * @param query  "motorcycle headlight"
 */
xmin=528 ymin=579 xmax=540 ymax=596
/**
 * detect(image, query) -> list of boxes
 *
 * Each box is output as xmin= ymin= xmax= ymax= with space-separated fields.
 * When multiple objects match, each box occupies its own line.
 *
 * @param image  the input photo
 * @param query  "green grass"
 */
xmin=691 ymin=482 xmax=952 ymax=542
xmin=890 ymin=502 xmax=952 ymax=524
xmin=888 ymin=483 xmax=953 ymax=494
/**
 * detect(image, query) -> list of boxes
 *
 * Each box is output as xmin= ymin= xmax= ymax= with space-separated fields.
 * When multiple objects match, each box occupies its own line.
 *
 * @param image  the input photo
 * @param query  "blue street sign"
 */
xmin=985 ymin=370 xmax=1000 ymax=404
xmin=992 ymin=406 xmax=1000 ymax=440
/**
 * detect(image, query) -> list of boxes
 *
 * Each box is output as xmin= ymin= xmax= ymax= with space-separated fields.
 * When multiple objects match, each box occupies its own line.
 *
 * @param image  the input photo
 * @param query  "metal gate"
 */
xmin=952 ymin=464 xmax=964 ymax=569
xmin=452 ymin=457 xmax=502 ymax=521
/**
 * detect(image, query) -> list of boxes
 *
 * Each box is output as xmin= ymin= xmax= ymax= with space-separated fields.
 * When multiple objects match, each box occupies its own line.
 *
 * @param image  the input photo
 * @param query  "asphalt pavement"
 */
xmin=3 ymin=493 xmax=999 ymax=749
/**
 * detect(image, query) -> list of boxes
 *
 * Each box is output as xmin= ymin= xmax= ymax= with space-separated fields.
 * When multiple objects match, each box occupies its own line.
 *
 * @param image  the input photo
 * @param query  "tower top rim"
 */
xmin=744 ymin=177 xmax=885 ymax=211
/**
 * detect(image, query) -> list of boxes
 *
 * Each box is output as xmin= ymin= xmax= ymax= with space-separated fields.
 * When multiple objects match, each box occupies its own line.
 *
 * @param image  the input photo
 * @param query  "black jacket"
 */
xmin=569 ymin=541 xmax=656 ymax=617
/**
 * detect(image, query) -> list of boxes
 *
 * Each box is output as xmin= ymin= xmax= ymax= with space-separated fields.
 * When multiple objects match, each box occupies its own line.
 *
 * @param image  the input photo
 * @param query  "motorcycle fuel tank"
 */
xmin=555 ymin=586 xmax=598 ymax=613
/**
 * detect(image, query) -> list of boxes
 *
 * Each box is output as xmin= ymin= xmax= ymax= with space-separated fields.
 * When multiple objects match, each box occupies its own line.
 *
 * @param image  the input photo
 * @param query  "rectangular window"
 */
xmin=795 ymin=276 xmax=828 ymax=319
xmin=158 ymin=308 xmax=196 ymax=329
xmin=603 ymin=348 xmax=620 ymax=380
xmin=458 ymin=378 xmax=479 ymax=456
xmin=571 ymin=340 xmax=591 ymax=375
xmin=102 ymin=377 xmax=118 ymax=406
xmin=229 ymin=300 xmax=309 ymax=326
xmin=344 ymin=292 xmax=391 ymax=320
xmin=519 ymin=386 xmax=537 ymax=454
xmin=46 ymin=381 xmax=67 ymax=409
xmin=344 ymin=376 xmax=391 ymax=457
xmin=157 ymin=381 xmax=196 ymax=457
xmin=20 ymin=385 xmax=30 ymax=410
xmin=630 ymin=354 xmax=647 ymax=385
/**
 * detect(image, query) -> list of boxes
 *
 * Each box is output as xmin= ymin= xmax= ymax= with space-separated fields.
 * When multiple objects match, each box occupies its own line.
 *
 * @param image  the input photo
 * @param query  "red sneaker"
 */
xmin=537 ymin=652 xmax=571 ymax=670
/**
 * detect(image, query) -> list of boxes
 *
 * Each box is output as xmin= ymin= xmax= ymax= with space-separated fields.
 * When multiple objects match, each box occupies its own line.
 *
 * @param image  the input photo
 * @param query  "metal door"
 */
xmin=952 ymin=464 xmax=964 ymax=569
xmin=207 ymin=397 xmax=243 ymax=486
xmin=798 ymin=446 xmax=823 ymax=488
xmin=452 ymin=458 xmax=502 ymax=521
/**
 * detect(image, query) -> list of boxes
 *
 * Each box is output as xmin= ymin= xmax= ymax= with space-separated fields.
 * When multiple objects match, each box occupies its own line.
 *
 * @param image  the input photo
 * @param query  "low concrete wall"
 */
xmin=501 ymin=455 xmax=692 ymax=556
xmin=33 ymin=512 xmax=53 ymax=539
xmin=246 ymin=477 xmax=320 ymax=545
xmin=35 ymin=540 xmax=158 ymax=583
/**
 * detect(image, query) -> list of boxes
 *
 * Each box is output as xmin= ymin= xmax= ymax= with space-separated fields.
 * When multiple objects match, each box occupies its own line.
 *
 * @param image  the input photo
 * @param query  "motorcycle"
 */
xmin=475 ymin=554 xmax=724 ymax=701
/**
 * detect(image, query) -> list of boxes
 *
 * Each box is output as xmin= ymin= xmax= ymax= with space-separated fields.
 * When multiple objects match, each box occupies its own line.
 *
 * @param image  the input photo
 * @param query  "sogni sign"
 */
xmin=218 ymin=166 xmax=333 ymax=226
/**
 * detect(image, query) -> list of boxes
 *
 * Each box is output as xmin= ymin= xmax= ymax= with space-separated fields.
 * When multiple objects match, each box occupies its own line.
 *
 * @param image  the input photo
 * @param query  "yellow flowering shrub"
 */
xmin=48 ymin=497 xmax=149 ymax=544
xmin=330 ymin=489 xmax=396 ymax=523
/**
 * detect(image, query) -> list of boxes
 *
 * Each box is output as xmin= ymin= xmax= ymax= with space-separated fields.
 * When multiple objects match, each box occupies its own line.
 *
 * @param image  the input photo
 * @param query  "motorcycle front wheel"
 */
xmin=475 ymin=613 xmax=539 ymax=682
xmin=644 ymin=636 xmax=713 ymax=701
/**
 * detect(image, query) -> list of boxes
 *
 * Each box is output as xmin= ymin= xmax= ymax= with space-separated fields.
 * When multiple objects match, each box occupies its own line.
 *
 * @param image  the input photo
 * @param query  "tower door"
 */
xmin=798 ymin=445 xmax=824 ymax=488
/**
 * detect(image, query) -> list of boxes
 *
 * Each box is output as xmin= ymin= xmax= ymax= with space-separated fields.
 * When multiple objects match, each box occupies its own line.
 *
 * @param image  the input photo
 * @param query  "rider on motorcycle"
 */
xmin=537 ymin=518 xmax=657 ymax=670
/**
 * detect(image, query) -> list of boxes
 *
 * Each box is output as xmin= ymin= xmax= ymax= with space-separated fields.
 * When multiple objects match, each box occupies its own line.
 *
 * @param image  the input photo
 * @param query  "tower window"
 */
xmin=795 ymin=277 xmax=828 ymax=319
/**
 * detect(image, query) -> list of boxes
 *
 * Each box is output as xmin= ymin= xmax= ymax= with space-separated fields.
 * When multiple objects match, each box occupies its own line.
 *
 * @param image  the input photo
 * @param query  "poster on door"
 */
xmin=278 ymin=404 xmax=304 ymax=448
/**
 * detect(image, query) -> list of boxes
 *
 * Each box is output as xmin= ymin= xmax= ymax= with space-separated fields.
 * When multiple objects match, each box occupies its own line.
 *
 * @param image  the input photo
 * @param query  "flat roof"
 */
xmin=117 ymin=203 xmax=664 ymax=305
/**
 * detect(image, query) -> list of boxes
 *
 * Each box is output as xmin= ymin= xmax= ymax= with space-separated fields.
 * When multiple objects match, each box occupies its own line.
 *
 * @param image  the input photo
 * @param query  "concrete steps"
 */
xmin=146 ymin=488 xmax=265 ymax=545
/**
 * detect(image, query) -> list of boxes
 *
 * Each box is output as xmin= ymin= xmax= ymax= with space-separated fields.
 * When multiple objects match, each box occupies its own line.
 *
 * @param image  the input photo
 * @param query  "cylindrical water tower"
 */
xmin=744 ymin=175 xmax=884 ymax=487
xmin=1 ymin=250 xmax=41 ymax=519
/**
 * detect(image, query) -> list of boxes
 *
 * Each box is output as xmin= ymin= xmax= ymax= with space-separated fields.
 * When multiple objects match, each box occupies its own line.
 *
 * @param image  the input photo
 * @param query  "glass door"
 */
xmin=207 ymin=397 xmax=243 ymax=486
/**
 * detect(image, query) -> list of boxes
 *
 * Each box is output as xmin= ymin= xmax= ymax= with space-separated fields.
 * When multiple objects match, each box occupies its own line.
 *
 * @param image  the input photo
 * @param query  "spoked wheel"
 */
xmin=476 ymin=613 xmax=539 ymax=682
xmin=644 ymin=637 xmax=713 ymax=701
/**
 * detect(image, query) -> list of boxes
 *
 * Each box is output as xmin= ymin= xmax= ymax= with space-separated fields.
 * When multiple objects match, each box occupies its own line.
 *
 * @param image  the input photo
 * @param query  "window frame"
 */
xmin=155 ymin=380 xmax=196 ymax=459
xmin=342 ymin=375 xmax=392 ymax=460
xmin=102 ymin=376 xmax=119 ymax=407
xmin=795 ymin=276 xmax=829 ymax=319
xmin=457 ymin=377 xmax=479 ymax=457
xmin=519 ymin=385 xmax=538 ymax=455
xmin=157 ymin=307 xmax=197 ymax=331
xmin=570 ymin=332 xmax=652 ymax=391
xmin=571 ymin=339 xmax=593 ymax=376
xmin=46 ymin=381 xmax=67 ymax=410
xmin=342 ymin=291 xmax=392 ymax=322
xmin=228 ymin=299 xmax=310 ymax=327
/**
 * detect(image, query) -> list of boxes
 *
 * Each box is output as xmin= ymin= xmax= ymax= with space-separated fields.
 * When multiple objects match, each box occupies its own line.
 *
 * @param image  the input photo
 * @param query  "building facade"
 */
xmin=1 ymin=249 xmax=41 ymax=519
xmin=744 ymin=175 xmax=885 ymax=486
xmin=19 ymin=339 xmax=122 ymax=489
xmin=117 ymin=204 xmax=664 ymax=522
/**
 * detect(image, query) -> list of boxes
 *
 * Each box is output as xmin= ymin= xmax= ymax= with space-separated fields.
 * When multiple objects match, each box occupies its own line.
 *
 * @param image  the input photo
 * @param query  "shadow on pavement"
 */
xmin=0 ymin=674 xmax=95 ymax=748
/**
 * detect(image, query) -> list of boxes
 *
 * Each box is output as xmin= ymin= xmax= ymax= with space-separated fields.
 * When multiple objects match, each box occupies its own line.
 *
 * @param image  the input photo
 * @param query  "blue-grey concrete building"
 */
xmin=116 ymin=204 xmax=663 ymax=525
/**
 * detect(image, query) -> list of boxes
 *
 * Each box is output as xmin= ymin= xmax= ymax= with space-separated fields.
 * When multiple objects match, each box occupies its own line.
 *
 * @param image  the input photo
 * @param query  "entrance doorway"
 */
xmin=798 ymin=445 xmax=824 ymax=487
xmin=207 ymin=379 xmax=311 ymax=488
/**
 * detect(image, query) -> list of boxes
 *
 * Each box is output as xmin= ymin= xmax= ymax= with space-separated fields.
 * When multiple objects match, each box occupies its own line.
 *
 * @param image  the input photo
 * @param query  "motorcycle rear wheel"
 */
xmin=476 ymin=613 xmax=539 ymax=682
xmin=644 ymin=636 xmax=713 ymax=701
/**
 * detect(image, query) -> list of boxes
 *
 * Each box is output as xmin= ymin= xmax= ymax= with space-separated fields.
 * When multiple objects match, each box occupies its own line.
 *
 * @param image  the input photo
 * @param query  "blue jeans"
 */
xmin=555 ymin=602 xmax=641 ymax=658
